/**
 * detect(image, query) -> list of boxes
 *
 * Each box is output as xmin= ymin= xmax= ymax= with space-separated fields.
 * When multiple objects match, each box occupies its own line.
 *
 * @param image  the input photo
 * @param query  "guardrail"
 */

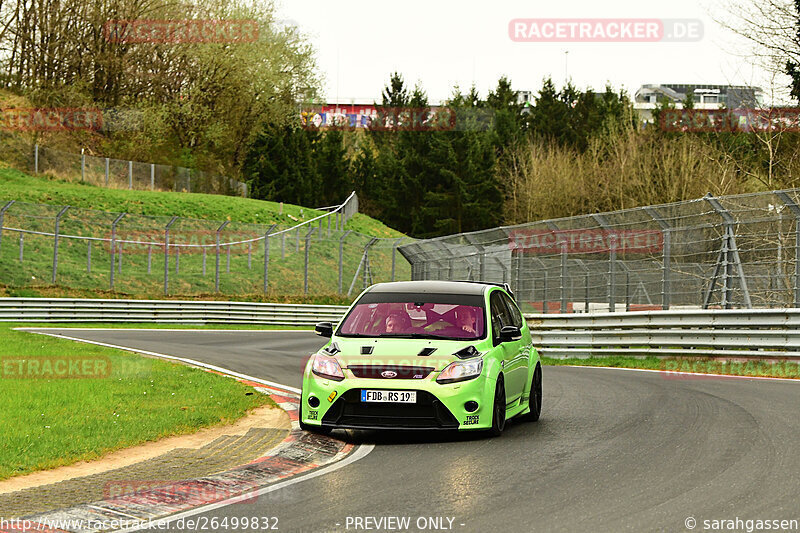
xmin=525 ymin=309 xmax=800 ymax=359
xmin=0 ymin=298 xmax=348 ymax=325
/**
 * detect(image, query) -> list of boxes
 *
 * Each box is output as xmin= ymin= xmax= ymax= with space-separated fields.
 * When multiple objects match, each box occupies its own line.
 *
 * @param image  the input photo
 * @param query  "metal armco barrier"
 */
xmin=526 ymin=309 xmax=800 ymax=359
xmin=0 ymin=298 xmax=348 ymax=325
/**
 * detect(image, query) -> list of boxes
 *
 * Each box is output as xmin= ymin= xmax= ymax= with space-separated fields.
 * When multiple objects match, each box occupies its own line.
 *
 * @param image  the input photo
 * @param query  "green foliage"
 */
xmin=0 ymin=324 xmax=272 ymax=480
xmin=1 ymin=0 xmax=320 ymax=176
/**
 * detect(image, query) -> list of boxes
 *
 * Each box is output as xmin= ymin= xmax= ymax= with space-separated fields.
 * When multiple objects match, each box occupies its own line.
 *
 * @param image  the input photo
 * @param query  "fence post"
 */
xmin=227 ymin=245 xmax=231 ymax=273
xmin=327 ymin=214 xmax=331 ymax=237
xmin=348 ymin=238 xmax=378 ymax=295
xmin=339 ymin=230 xmax=352 ymax=294
xmin=105 ymin=157 xmax=109 ymax=187
xmin=128 ymin=160 xmax=133 ymax=189
xmin=34 ymin=144 xmax=39 ymax=174
xmin=263 ymin=224 xmax=277 ymax=293
xmin=164 ymin=217 xmax=178 ymax=295
xmin=585 ymin=272 xmax=590 ymax=313
xmin=51 ymin=206 xmax=70 ymax=283
xmin=81 ymin=149 xmax=85 ymax=183
xmin=150 ymin=164 xmax=155 ymax=191
xmin=703 ymin=194 xmax=752 ymax=309
xmin=591 ymin=214 xmax=617 ymax=312
xmin=645 ymin=206 xmax=672 ymax=310
xmin=19 ymin=233 xmax=23 ymax=262
xmin=147 ymin=245 xmax=152 ymax=274
xmin=202 ymin=247 xmax=207 ymax=276
xmin=87 ymin=241 xmax=92 ymax=272
xmin=175 ymin=246 xmax=180 ymax=274
xmin=0 ymin=201 xmax=15 ymax=252
xmin=248 ymin=241 xmax=252 ymax=269
xmin=215 ymin=220 xmax=229 ymax=292
xmin=560 ymin=240 xmax=568 ymax=313
xmin=391 ymin=238 xmax=404 ymax=281
xmin=625 ymin=271 xmax=631 ymax=312
xmin=776 ymin=191 xmax=800 ymax=307
xmin=109 ymin=213 xmax=126 ymax=289
xmin=304 ymin=227 xmax=316 ymax=295
xmin=542 ymin=272 xmax=548 ymax=314
xmin=364 ymin=240 xmax=374 ymax=289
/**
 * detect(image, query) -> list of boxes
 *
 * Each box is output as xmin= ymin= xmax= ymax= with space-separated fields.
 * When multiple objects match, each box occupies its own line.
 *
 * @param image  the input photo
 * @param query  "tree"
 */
xmin=718 ymin=0 xmax=799 ymax=100
xmin=316 ymin=129 xmax=351 ymax=206
xmin=243 ymin=124 xmax=321 ymax=206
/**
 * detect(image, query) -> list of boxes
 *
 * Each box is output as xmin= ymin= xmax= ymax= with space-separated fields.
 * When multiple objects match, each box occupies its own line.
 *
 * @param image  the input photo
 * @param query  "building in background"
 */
xmin=302 ymin=99 xmax=444 ymax=129
xmin=633 ymin=84 xmax=765 ymax=122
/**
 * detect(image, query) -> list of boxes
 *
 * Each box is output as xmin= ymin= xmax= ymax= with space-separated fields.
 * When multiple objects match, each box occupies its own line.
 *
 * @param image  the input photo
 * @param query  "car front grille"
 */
xmin=321 ymin=389 xmax=459 ymax=430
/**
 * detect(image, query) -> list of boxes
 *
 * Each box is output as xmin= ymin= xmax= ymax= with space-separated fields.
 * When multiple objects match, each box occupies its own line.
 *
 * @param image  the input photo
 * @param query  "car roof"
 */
xmin=367 ymin=280 xmax=497 ymax=296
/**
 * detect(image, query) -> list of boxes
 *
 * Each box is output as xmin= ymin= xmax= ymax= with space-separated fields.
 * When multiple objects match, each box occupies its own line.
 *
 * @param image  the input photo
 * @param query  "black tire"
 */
xmin=488 ymin=377 xmax=506 ymax=437
xmin=521 ymin=364 xmax=542 ymax=422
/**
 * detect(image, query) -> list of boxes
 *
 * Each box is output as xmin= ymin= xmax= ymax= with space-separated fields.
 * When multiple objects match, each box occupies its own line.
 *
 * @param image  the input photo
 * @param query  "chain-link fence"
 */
xmin=399 ymin=189 xmax=800 ymax=313
xmin=0 ymin=192 xmax=411 ymax=297
xmin=30 ymin=145 xmax=249 ymax=197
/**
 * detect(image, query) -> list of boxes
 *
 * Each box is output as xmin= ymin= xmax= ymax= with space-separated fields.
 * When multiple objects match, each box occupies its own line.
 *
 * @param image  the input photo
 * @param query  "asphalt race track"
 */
xmin=32 ymin=329 xmax=800 ymax=532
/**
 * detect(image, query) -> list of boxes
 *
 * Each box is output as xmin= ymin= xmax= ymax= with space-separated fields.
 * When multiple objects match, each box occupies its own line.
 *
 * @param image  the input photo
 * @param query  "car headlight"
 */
xmin=437 ymin=358 xmax=483 ymax=384
xmin=311 ymin=353 xmax=345 ymax=381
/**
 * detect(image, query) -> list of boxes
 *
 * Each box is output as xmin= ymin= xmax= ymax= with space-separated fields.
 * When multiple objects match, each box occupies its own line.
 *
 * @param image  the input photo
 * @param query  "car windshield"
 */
xmin=338 ymin=300 xmax=486 ymax=340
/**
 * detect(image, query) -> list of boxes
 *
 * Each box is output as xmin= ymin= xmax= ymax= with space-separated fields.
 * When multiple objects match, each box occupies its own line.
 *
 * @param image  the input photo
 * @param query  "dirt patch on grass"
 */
xmin=0 ymin=403 xmax=289 ymax=495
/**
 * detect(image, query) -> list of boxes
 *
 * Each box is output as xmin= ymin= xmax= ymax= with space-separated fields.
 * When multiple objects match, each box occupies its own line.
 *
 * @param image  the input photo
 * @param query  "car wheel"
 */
xmin=522 ymin=364 xmax=542 ymax=422
xmin=488 ymin=377 xmax=506 ymax=437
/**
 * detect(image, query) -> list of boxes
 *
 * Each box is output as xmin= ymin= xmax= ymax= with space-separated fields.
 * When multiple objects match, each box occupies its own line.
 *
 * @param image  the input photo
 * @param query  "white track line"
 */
xmin=113 ymin=443 xmax=375 ymax=533
xmin=17 ymin=327 xmax=375 ymax=532
xmin=20 ymin=330 xmax=303 ymax=394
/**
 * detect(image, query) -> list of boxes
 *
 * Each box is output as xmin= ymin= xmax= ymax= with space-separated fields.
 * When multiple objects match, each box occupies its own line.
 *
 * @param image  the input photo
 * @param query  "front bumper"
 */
xmin=301 ymin=372 xmax=495 ymax=431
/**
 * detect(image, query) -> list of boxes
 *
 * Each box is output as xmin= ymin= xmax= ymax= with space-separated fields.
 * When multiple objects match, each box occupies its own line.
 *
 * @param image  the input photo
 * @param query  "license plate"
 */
xmin=360 ymin=390 xmax=417 ymax=403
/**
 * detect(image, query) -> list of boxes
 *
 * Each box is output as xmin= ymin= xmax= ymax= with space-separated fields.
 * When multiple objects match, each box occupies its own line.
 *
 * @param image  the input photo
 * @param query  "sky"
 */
xmin=276 ymin=0 xmax=782 ymax=105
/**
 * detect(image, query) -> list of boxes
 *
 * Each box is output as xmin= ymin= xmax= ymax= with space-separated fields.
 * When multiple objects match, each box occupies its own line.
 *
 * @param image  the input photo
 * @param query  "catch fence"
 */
xmin=0 ymin=192 xmax=412 ymax=297
xmin=30 ymin=144 xmax=249 ymax=197
xmin=399 ymin=189 xmax=800 ymax=313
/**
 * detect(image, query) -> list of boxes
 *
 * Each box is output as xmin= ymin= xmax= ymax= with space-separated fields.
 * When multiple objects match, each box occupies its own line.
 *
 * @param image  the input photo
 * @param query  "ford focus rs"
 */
xmin=300 ymin=280 xmax=542 ymax=436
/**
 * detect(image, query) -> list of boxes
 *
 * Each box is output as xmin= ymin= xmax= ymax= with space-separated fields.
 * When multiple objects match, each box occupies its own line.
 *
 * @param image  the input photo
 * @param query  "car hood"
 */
xmin=327 ymin=337 xmax=485 ymax=371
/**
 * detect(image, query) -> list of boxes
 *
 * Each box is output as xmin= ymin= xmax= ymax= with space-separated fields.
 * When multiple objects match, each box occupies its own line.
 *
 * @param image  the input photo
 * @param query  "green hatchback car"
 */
xmin=300 ymin=280 xmax=542 ymax=436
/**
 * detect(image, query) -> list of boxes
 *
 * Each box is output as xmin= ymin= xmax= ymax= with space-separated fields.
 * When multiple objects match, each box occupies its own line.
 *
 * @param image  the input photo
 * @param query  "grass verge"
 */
xmin=0 ymin=168 xmax=410 ymax=299
xmin=0 ymin=324 xmax=274 ymax=481
xmin=0 ymin=166 xmax=403 ymax=236
xmin=0 ymin=285 xmax=355 ymax=305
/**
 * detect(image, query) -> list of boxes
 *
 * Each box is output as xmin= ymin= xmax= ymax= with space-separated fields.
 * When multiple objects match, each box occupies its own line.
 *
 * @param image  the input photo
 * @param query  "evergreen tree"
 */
xmin=243 ymin=123 xmax=322 ymax=206
xmin=316 ymin=129 xmax=351 ymax=206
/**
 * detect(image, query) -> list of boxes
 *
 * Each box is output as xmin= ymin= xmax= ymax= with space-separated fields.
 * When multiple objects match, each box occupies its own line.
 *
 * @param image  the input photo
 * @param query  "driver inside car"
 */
xmin=455 ymin=306 xmax=478 ymax=335
xmin=384 ymin=312 xmax=412 ymax=333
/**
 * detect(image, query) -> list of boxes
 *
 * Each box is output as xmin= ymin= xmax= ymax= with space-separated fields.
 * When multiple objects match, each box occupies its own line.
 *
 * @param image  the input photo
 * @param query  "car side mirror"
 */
xmin=315 ymin=322 xmax=333 ymax=338
xmin=499 ymin=325 xmax=522 ymax=342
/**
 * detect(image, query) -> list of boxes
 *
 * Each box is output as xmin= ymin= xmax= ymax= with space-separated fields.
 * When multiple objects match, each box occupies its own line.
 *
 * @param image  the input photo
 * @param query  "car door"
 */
xmin=490 ymin=290 xmax=525 ymax=403
xmin=499 ymin=291 xmax=530 ymax=399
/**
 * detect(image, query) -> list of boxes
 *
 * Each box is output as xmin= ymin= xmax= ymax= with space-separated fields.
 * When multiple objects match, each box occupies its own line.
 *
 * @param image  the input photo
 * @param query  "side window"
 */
xmin=500 ymin=292 xmax=523 ymax=329
xmin=490 ymin=291 xmax=512 ymax=340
